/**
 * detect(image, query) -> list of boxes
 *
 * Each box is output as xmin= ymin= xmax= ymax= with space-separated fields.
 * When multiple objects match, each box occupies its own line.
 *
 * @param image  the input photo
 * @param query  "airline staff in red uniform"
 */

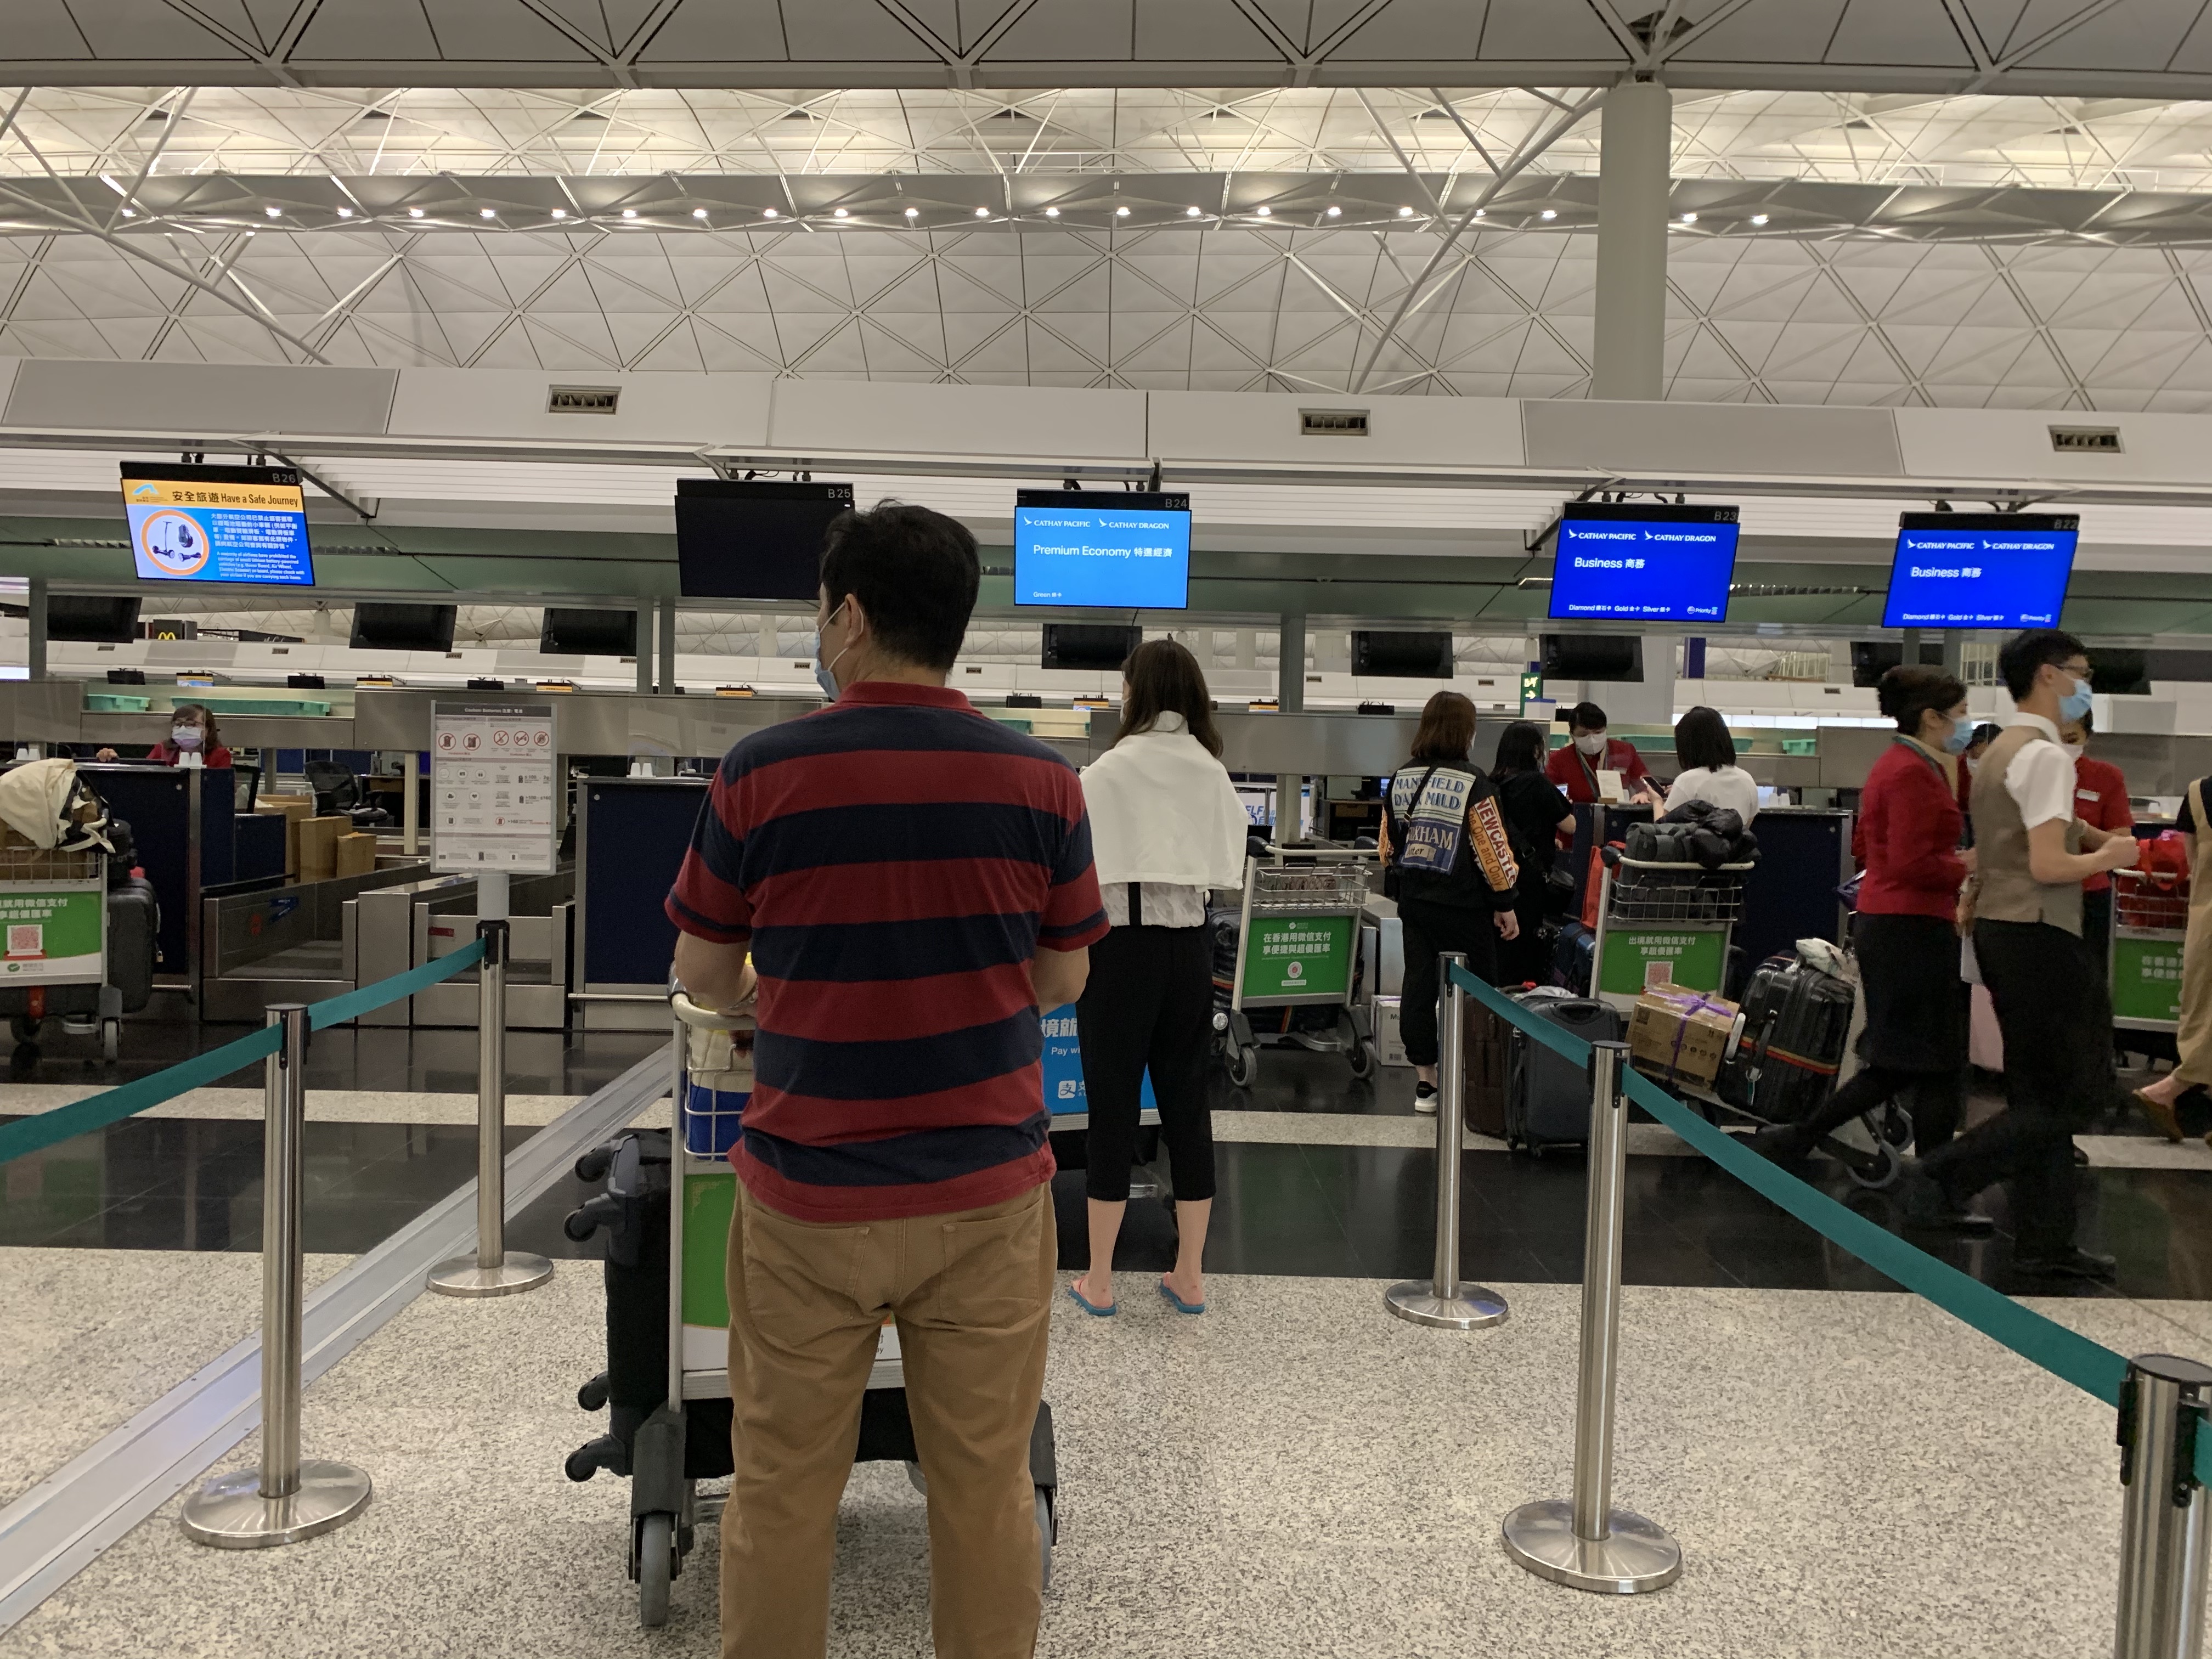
xmin=1543 ymin=701 xmax=1654 ymax=805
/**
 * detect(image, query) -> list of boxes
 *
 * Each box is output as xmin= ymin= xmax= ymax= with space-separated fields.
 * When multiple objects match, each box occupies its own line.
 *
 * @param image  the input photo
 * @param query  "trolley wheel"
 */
xmin=1878 ymin=1103 xmax=1914 ymax=1148
xmin=1224 ymin=1045 xmax=1259 ymax=1088
xmin=1844 ymin=1136 xmax=1902 ymax=1192
xmin=100 ymin=1019 xmax=120 ymax=1063
xmin=577 ymin=1372 xmax=610 ymax=1412
xmin=636 ymin=1511 xmax=675 ymax=1628
xmin=1347 ymin=1038 xmax=1378 ymax=1081
xmin=1036 ymin=1486 xmax=1056 ymax=1594
xmin=9 ymin=1015 xmax=38 ymax=1043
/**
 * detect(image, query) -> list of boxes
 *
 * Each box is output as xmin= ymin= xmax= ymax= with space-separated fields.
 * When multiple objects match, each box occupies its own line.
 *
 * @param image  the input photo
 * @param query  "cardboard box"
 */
xmin=255 ymin=794 xmax=315 ymax=876
xmin=332 ymin=832 xmax=379 ymax=879
xmin=296 ymin=815 xmax=349 ymax=882
xmin=1627 ymin=988 xmax=1738 ymax=1085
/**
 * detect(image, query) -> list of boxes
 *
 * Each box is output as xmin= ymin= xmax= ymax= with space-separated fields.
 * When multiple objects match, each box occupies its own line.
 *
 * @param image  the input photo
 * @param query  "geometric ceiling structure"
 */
xmin=11 ymin=0 xmax=2212 ymax=98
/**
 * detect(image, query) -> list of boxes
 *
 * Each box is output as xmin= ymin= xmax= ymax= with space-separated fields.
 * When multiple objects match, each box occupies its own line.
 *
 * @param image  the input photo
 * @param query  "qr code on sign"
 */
xmin=7 ymin=924 xmax=42 ymax=956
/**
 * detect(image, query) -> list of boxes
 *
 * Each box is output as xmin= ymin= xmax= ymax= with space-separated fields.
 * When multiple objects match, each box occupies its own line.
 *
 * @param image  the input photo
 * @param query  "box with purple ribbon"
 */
xmin=1627 ymin=987 xmax=1739 ymax=1086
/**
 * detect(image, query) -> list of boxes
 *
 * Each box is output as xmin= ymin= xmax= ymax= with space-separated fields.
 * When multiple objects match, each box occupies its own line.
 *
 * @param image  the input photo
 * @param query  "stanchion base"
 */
xmin=1501 ymin=1498 xmax=1681 ymax=1594
xmin=180 ymin=1459 xmax=372 ymax=1548
xmin=426 ymin=1251 xmax=554 ymax=1298
xmin=1384 ymin=1279 xmax=1509 ymax=1330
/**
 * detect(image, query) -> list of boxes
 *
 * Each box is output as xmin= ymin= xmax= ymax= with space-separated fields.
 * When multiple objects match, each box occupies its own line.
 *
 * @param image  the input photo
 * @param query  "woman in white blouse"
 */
xmin=1066 ymin=639 xmax=1248 ymax=1318
xmin=1664 ymin=704 xmax=1760 ymax=823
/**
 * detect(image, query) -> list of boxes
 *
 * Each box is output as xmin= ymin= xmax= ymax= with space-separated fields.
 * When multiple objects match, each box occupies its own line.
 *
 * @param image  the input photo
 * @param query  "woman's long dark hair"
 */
xmin=1492 ymin=719 xmax=1545 ymax=776
xmin=1112 ymin=637 xmax=1223 ymax=758
xmin=1673 ymin=704 xmax=1735 ymax=773
xmin=1409 ymin=690 xmax=1476 ymax=764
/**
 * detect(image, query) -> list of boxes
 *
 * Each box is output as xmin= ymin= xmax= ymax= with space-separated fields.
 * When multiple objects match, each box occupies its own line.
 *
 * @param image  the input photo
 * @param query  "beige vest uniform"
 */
xmin=1969 ymin=723 xmax=2083 ymax=936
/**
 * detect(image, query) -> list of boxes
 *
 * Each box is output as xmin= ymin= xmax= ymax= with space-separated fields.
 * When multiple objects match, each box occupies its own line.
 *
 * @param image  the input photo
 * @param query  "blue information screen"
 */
xmin=121 ymin=463 xmax=314 ymax=587
xmin=1014 ymin=492 xmax=1191 ymax=609
xmin=1882 ymin=516 xmax=2079 ymax=629
xmin=1549 ymin=504 xmax=1741 ymax=623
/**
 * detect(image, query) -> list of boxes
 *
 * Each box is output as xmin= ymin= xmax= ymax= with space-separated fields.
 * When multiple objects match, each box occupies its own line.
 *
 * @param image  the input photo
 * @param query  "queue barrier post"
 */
xmin=1502 ymin=1038 xmax=1680 ymax=1594
xmin=428 ymin=918 xmax=553 ymax=1297
xmin=2115 ymin=1353 xmax=2212 ymax=1658
xmin=180 ymin=1005 xmax=374 ymax=1547
xmin=1384 ymin=953 xmax=1509 ymax=1331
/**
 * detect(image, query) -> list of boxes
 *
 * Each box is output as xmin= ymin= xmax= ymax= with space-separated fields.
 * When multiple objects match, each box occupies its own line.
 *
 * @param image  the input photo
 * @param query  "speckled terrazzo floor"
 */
xmin=5 ymin=1262 xmax=2207 ymax=1658
xmin=0 ymin=1248 xmax=349 ymax=1509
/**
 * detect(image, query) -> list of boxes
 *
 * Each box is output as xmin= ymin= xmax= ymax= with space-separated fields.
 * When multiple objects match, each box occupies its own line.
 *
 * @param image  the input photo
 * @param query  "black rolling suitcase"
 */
xmin=1720 ymin=953 xmax=1853 ymax=1124
xmin=1504 ymin=989 xmax=1623 ymax=1152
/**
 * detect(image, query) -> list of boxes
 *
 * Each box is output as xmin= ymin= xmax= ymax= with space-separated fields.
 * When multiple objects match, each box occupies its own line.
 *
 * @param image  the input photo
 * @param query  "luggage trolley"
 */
xmin=2110 ymin=866 xmax=2187 ymax=1047
xmin=1216 ymin=848 xmax=1381 ymax=1088
xmin=0 ymin=834 xmax=119 ymax=1062
xmin=567 ymin=1000 xmax=1059 ymax=1629
xmin=1587 ymin=851 xmax=1755 ymax=1014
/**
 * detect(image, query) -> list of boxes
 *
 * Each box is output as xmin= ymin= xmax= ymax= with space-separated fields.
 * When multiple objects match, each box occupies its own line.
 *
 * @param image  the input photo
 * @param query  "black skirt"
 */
xmin=1853 ymin=911 xmax=1967 ymax=1074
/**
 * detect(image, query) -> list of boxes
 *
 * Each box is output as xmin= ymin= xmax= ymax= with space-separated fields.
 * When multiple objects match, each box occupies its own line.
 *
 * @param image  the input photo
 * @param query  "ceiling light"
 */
xmin=1115 ymin=204 xmax=1130 ymax=216
xmin=1255 ymin=205 xmax=1271 ymax=217
xmin=1397 ymin=205 xmax=1414 ymax=218
xmin=1680 ymin=211 xmax=1698 ymax=223
xmin=1750 ymin=213 xmax=1769 ymax=225
xmin=621 ymin=207 xmax=637 ymax=219
xmin=1540 ymin=208 xmax=1557 ymax=219
xmin=1474 ymin=208 xmax=1485 ymax=218
xmin=763 ymin=206 xmax=778 ymax=218
xmin=551 ymin=207 xmax=567 ymax=218
xmin=335 ymin=206 xmax=352 ymax=218
xmin=974 ymin=206 xmax=990 ymax=217
xmin=1186 ymin=205 xmax=1201 ymax=217
xmin=99 ymin=173 xmax=122 ymax=194
xmin=479 ymin=207 xmax=496 ymax=218
xmin=1043 ymin=206 xmax=1058 ymax=217
xmin=692 ymin=206 xmax=708 ymax=219
xmin=408 ymin=206 xmax=424 ymax=217
xmin=264 ymin=205 xmax=281 ymax=217
xmin=120 ymin=207 xmax=136 ymax=218
xmin=905 ymin=205 xmax=919 ymax=218
xmin=1325 ymin=204 xmax=1340 ymax=217
xmin=833 ymin=207 xmax=848 ymax=218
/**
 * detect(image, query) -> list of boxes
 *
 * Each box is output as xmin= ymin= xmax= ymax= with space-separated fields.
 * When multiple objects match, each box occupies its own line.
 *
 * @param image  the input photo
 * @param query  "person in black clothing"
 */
xmin=1381 ymin=691 xmax=1522 ymax=1113
xmin=1489 ymin=720 xmax=1575 ymax=986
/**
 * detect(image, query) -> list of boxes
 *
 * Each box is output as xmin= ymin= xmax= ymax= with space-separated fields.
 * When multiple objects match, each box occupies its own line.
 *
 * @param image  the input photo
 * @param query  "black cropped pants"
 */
xmin=1075 ymin=923 xmax=1217 ymax=1204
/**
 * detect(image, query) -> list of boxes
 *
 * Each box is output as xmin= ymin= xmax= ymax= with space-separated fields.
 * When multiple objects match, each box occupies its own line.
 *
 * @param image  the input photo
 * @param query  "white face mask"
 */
xmin=1574 ymin=732 xmax=1605 ymax=758
xmin=2063 ymin=738 xmax=2086 ymax=757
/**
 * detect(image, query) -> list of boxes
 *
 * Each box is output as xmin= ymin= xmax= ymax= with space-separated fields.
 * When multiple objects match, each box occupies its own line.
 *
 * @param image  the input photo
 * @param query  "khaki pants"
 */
xmin=721 ymin=1181 xmax=1055 ymax=1659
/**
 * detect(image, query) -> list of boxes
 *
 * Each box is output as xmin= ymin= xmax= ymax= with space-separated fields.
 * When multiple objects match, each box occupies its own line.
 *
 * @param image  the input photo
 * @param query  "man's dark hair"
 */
xmin=1673 ymin=704 xmax=1737 ymax=774
xmin=819 ymin=500 xmax=979 ymax=672
xmin=1568 ymin=701 xmax=1607 ymax=731
xmin=1997 ymin=628 xmax=2087 ymax=703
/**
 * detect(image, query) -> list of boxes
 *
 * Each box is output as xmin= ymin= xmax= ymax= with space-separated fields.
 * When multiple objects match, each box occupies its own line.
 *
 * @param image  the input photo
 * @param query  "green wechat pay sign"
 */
xmin=0 ymin=890 xmax=103 ymax=984
xmin=2113 ymin=936 xmax=2184 ymax=1025
xmin=1599 ymin=926 xmax=1726 ymax=997
xmin=1242 ymin=915 xmax=1354 ymax=1000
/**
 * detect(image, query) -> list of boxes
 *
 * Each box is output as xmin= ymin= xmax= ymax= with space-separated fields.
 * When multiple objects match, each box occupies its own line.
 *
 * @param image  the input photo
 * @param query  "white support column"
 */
xmin=1592 ymin=80 xmax=1672 ymax=402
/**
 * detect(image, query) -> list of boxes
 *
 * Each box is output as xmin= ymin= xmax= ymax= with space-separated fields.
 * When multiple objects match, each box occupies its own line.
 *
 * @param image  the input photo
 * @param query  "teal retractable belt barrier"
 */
xmin=1449 ymin=962 xmax=2144 ymax=1414
xmin=0 ymin=937 xmax=487 ymax=1168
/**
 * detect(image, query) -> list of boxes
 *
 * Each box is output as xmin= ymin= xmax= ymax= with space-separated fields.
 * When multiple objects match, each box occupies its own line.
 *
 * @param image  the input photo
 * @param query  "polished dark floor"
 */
xmin=9 ymin=1029 xmax=2212 ymax=1307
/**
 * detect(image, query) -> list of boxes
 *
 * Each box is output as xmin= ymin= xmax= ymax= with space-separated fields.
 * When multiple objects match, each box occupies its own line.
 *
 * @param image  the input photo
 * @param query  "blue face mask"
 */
xmin=2058 ymin=674 xmax=2094 ymax=725
xmin=810 ymin=602 xmax=850 ymax=701
xmin=1940 ymin=718 xmax=1971 ymax=755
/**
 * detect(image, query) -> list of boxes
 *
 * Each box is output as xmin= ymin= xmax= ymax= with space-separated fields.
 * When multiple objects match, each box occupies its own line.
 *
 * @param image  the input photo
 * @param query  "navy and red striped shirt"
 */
xmin=666 ymin=681 xmax=1108 ymax=1222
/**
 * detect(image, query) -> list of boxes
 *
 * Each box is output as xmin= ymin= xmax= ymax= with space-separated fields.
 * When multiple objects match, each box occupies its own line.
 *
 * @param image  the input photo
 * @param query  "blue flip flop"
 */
xmin=1066 ymin=1282 xmax=1116 ymax=1318
xmin=1158 ymin=1279 xmax=1206 ymax=1316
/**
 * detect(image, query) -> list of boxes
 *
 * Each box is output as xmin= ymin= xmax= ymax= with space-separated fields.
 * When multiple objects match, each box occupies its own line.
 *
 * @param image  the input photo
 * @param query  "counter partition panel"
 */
xmin=575 ymin=777 xmax=710 ymax=1031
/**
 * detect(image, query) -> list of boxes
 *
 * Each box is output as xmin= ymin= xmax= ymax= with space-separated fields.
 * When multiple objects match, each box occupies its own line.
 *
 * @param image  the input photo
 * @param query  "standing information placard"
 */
xmin=431 ymin=703 xmax=558 ymax=874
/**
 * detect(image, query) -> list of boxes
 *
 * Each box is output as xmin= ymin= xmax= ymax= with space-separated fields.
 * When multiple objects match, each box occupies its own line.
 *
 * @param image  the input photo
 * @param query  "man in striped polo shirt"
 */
xmin=669 ymin=501 xmax=1105 ymax=1659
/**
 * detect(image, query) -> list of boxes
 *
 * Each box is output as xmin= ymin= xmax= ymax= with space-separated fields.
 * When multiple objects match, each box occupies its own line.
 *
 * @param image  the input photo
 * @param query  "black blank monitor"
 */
xmin=1850 ymin=641 xmax=1903 ymax=688
xmin=1041 ymin=624 xmax=1142 ymax=672
xmin=1540 ymin=634 xmax=1643 ymax=682
xmin=540 ymin=607 xmax=637 ymax=656
xmin=351 ymin=602 xmax=456 ymax=652
xmin=1353 ymin=630 xmax=1452 ymax=679
xmin=675 ymin=479 xmax=856 ymax=601
xmin=48 ymin=595 xmax=142 ymax=643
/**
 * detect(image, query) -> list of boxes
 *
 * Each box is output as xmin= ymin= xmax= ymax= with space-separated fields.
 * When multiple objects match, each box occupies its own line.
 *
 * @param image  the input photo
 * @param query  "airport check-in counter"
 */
xmin=199 ymin=861 xmax=431 ymax=1023
xmin=354 ymin=870 xmax=574 ymax=1030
